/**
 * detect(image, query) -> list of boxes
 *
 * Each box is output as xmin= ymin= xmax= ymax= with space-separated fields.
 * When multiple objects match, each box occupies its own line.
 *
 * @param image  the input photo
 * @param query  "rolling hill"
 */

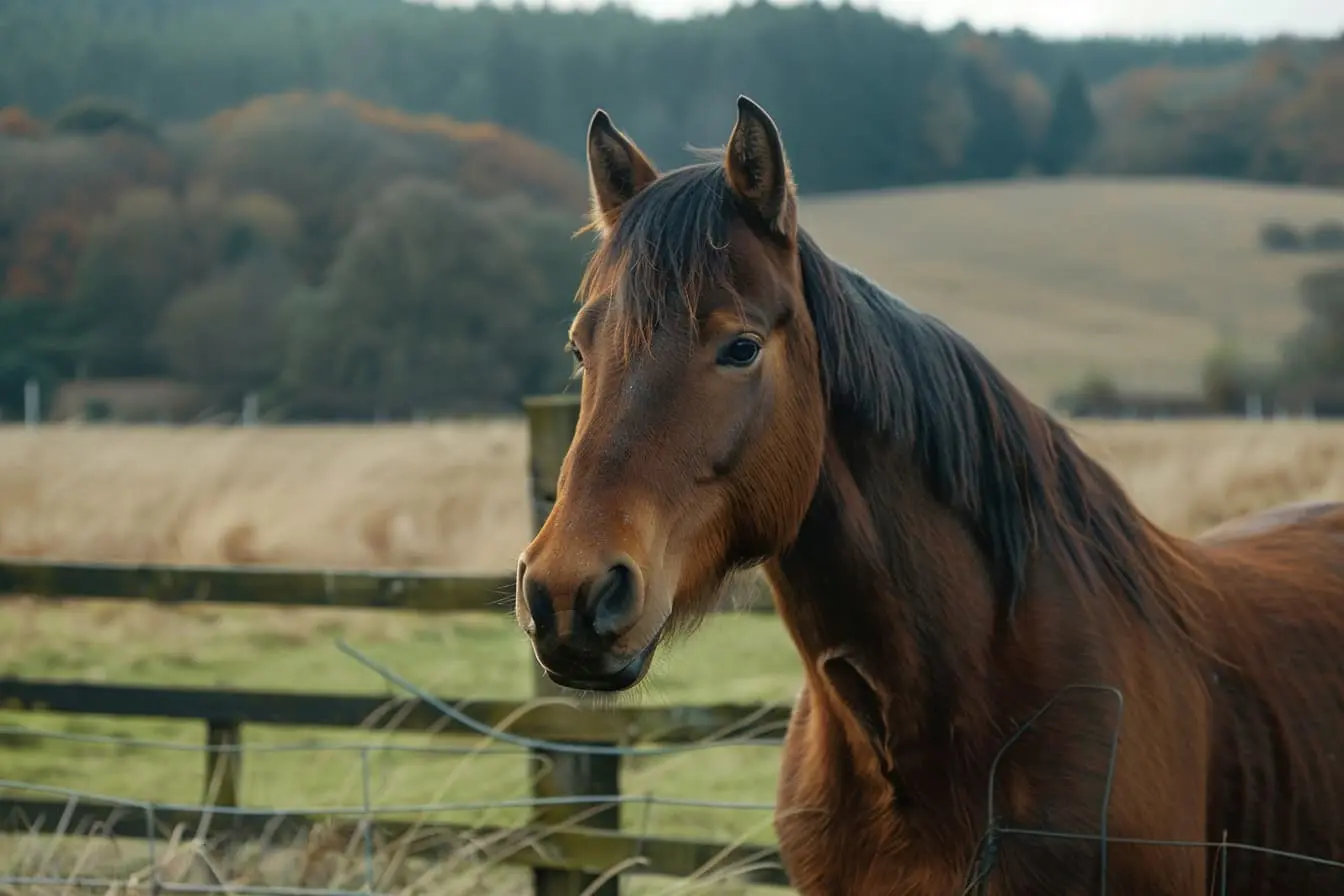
xmin=799 ymin=176 xmax=1344 ymax=403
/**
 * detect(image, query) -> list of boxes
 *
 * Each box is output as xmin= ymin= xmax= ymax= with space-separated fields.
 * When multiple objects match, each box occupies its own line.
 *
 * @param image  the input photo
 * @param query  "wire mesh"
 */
xmin=0 ymin=641 xmax=786 ymax=895
xmin=5 ymin=641 xmax=1344 ymax=895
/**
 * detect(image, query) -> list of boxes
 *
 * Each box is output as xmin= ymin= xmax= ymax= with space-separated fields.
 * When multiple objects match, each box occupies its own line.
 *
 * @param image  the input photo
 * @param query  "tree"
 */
xmin=280 ymin=177 xmax=583 ymax=418
xmin=1279 ymin=266 xmax=1344 ymax=388
xmin=1037 ymin=66 xmax=1098 ymax=176
xmin=67 ymin=185 xmax=299 ymax=376
xmin=0 ymin=107 xmax=44 ymax=138
xmin=957 ymin=46 xmax=1031 ymax=179
xmin=154 ymin=253 xmax=294 ymax=407
xmin=0 ymin=298 xmax=81 ymax=419
xmin=52 ymin=97 xmax=157 ymax=140
xmin=1201 ymin=337 xmax=1267 ymax=413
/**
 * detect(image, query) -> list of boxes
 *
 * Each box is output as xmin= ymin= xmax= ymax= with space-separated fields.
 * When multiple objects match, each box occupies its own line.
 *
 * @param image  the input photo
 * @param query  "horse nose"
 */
xmin=517 ymin=559 xmax=557 ymax=639
xmin=581 ymin=557 xmax=643 ymax=641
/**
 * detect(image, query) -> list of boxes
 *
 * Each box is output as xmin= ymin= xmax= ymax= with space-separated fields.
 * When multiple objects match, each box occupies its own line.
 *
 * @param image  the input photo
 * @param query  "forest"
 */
xmin=1 ymin=0 xmax=1341 ymax=419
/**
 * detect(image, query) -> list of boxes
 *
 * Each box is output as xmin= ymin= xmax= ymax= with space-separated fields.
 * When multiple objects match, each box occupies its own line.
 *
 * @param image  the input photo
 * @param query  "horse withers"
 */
xmin=514 ymin=95 xmax=1344 ymax=894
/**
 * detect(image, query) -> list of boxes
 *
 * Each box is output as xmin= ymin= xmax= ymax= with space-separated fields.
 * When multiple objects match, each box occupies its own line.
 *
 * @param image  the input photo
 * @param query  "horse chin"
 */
xmin=541 ymin=637 xmax=661 ymax=693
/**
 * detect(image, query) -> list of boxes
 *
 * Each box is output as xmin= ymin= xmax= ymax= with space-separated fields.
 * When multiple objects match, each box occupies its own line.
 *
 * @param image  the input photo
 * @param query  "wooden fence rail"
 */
xmin=0 ymin=559 xmax=774 ymax=614
xmin=0 ymin=393 xmax=793 ymax=894
xmin=0 ymin=679 xmax=793 ymax=746
xmin=0 ymin=677 xmax=791 ymax=887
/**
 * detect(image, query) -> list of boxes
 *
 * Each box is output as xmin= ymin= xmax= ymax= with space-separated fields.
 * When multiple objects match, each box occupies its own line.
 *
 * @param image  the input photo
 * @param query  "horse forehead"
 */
xmin=603 ymin=329 xmax=690 ymax=415
xmin=718 ymin=224 xmax=797 ymax=312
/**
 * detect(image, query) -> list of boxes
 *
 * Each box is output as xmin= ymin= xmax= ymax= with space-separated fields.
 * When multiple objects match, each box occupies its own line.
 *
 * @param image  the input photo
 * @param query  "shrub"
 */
xmin=1202 ymin=339 xmax=1270 ymax=414
xmin=1054 ymin=369 xmax=1121 ymax=417
xmin=1309 ymin=219 xmax=1344 ymax=252
xmin=1259 ymin=219 xmax=1303 ymax=252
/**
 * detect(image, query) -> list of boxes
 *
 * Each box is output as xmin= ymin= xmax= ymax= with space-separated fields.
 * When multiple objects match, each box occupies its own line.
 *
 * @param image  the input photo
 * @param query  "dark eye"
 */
xmin=717 ymin=336 xmax=762 ymax=368
xmin=566 ymin=339 xmax=584 ymax=366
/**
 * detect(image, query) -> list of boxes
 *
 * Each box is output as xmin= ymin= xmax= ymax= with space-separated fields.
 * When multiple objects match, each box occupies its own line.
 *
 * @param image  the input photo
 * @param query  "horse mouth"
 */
xmin=538 ymin=638 xmax=660 ymax=692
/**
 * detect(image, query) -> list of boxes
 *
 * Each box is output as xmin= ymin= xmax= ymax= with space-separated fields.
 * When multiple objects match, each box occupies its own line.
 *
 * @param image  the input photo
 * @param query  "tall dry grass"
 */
xmin=0 ymin=808 xmax=778 ymax=895
xmin=2 ymin=419 xmax=1342 ymax=571
xmin=0 ymin=421 xmax=531 ymax=571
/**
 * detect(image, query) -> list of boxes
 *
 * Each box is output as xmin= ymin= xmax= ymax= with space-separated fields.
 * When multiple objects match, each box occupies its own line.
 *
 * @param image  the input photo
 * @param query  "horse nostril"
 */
xmin=524 ymin=575 xmax=556 ymax=638
xmin=588 ymin=560 xmax=641 ymax=639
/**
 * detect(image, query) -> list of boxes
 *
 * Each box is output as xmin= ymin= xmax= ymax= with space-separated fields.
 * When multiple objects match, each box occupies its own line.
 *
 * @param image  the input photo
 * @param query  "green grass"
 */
xmin=0 ymin=599 xmax=802 ymax=852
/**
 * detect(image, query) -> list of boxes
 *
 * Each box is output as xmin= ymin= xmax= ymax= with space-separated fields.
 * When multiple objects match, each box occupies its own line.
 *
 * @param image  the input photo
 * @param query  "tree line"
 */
xmin=1 ymin=0 xmax=1342 ymax=420
xmin=0 ymin=93 xmax=591 ymax=419
xmin=5 ymin=0 xmax=1338 ymax=193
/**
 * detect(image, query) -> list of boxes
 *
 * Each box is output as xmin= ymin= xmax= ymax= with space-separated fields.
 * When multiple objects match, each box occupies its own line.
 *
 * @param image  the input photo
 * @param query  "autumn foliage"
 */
xmin=1090 ymin=38 xmax=1344 ymax=185
xmin=2 ymin=16 xmax=1343 ymax=420
xmin=0 ymin=93 xmax=590 ymax=418
xmin=0 ymin=107 xmax=44 ymax=138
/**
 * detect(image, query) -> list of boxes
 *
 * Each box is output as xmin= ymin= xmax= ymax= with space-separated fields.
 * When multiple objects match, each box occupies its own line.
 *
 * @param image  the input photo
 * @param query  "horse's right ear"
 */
xmin=585 ymin=109 xmax=659 ymax=236
xmin=724 ymin=95 xmax=796 ymax=241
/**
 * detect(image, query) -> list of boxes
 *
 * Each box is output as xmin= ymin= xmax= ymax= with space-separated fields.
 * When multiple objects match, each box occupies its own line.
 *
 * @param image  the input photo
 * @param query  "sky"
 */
xmin=428 ymin=0 xmax=1344 ymax=39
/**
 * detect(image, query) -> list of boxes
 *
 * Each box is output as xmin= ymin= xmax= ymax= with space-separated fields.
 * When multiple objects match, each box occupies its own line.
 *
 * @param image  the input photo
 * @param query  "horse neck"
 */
xmin=763 ymin=419 xmax=1001 ymax=789
xmin=763 ymin=402 xmax=1209 ymax=803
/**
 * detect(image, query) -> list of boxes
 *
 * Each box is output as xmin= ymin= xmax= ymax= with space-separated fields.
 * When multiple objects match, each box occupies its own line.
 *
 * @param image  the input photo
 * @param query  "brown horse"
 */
xmin=514 ymin=96 xmax=1344 ymax=894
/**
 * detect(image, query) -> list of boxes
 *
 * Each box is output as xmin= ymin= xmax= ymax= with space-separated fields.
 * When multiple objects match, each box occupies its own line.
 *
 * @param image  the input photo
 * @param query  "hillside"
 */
xmin=800 ymin=176 xmax=1344 ymax=402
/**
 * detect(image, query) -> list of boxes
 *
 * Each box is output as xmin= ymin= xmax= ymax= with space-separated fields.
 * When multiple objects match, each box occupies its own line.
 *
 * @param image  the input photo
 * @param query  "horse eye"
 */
xmin=566 ymin=340 xmax=584 ymax=365
xmin=717 ymin=336 xmax=762 ymax=368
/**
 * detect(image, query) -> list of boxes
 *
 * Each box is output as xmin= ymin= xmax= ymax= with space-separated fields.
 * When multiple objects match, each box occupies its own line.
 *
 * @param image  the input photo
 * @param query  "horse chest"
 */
xmin=774 ymin=804 xmax=966 ymax=896
xmin=775 ymin=688 xmax=968 ymax=896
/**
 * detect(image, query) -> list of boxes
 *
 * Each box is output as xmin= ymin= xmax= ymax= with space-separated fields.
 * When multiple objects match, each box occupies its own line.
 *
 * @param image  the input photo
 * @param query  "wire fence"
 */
xmin=0 ymin=639 xmax=789 ymax=895
xmin=6 ymin=645 xmax=1344 ymax=895
xmin=958 ymin=683 xmax=1344 ymax=895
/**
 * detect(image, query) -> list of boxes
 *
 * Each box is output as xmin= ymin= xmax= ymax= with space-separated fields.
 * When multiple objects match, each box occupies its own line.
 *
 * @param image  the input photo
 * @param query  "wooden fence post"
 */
xmin=523 ymin=395 xmax=622 ymax=896
xmin=204 ymin=720 xmax=242 ymax=809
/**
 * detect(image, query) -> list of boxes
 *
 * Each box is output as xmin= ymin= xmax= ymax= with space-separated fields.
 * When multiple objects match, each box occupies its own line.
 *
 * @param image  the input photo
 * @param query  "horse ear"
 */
xmin=818 ymin=648 xmax=894 ymax=775
xmin=586 ymin=109 xmax=659 ymax=235
xmin=724 ymin=95 xmax=797 ymax=240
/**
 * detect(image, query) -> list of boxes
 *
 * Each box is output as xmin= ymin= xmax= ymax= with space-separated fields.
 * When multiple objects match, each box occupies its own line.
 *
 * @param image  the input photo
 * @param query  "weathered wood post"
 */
xmin=203 ymin=720 xmax=241 ymax=809
xmin=523 ymin=394 xmax=622 ymax=896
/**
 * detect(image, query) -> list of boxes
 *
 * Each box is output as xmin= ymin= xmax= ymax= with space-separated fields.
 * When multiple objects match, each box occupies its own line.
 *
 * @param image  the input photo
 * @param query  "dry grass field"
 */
xmin=5 ymin=418 xmax=1344 ymax=571
xmin=801 ymin=176 xmax=1344 ymax=401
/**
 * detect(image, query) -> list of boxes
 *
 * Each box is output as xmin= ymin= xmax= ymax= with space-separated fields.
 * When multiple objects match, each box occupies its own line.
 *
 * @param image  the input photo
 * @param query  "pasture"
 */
xmin=2 ymin=418 xmax=1344 ymax=892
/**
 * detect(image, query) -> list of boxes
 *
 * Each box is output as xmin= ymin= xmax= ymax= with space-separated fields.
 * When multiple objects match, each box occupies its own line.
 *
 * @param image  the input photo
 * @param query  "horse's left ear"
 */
xmin=724 ymin=95 xmax=797 ymax=241
xmin=818 ymin=647 xmax=894 ymax=777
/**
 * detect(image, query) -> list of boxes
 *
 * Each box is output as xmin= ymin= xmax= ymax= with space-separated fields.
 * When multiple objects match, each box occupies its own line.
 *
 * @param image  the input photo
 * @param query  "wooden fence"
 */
xmin=0 ymin=394 xmax=791 ymax=895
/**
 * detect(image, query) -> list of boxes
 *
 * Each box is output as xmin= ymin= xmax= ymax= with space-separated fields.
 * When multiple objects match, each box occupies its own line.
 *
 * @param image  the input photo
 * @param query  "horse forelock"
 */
xmin=576 ymin=162 xmax=739 ymax=359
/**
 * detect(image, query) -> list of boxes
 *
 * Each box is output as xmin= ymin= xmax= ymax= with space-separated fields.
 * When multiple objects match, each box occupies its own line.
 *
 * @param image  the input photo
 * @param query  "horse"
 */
xmin=513 ymin=95 xmax=1344 ymax=894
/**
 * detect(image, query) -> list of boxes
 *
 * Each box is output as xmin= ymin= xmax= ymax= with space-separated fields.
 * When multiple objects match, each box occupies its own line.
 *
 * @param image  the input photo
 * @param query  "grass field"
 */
xmin=3 ymin=417 xmax=1344 ymax=892
xmin=801 ymin=176 xmax=1344 ymax=401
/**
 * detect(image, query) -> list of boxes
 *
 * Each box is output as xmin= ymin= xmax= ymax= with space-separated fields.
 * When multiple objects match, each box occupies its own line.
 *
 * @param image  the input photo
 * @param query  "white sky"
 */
xmin=427 ymin=0 xmax=1344 ymax=40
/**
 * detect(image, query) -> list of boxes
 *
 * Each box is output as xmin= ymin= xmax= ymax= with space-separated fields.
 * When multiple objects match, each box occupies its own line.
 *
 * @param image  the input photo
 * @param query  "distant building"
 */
xmin=49 ymin=379 xmax=208 ymax=423
xmin=1056 ymin=388 xmax=1216 ymax=420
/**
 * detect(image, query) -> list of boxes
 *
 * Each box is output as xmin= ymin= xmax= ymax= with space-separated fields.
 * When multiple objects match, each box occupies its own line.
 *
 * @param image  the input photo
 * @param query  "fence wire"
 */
xmin=4 ymin=642 xmax=1344 ymax=895
xmin=958 ymin=682 xmax=1344 ymax=896
xmin=0 ymin=640 xmax=786 ymax=896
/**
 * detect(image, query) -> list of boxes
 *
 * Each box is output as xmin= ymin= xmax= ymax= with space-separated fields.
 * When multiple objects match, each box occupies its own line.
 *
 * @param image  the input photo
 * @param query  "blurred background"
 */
xmin=0 ymin=1 xmax=1343 ymax=894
